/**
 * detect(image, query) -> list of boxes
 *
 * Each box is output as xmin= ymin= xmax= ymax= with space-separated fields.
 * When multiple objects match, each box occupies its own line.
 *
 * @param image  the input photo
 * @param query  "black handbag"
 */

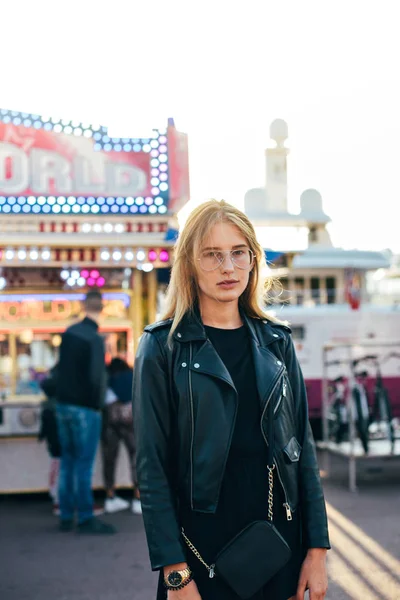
xmin=182 ymin=394 xmax=292 ymax=599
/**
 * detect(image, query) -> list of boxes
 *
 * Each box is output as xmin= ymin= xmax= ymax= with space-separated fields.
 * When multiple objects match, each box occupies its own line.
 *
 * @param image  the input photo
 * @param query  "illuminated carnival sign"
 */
xmin=0 ymin=293 xmax=129 ymax=322
xmin=0 ymin=110 xmax=190 ymax=216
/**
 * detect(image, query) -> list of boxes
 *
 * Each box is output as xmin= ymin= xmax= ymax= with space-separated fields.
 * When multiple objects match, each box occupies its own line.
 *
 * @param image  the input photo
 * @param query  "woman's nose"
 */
xmin=220 ymin=253 xmax=235 ymax=272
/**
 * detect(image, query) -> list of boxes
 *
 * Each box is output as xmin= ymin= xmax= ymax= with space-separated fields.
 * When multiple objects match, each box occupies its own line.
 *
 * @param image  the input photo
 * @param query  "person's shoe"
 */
xmin=53 ymin=504 xmax=60 ymax=517
xmin=105 ymin=495 xmax=130 ymax=513
xmin=131 ymin=499 xmax=142 ymax=515
xmin=59 ymin=519 xmax=74 ymax=532
xmin=77 ymin=518 xmax=117 ymax=535
xmin=93 ymin=504 xmax=105 ymax=516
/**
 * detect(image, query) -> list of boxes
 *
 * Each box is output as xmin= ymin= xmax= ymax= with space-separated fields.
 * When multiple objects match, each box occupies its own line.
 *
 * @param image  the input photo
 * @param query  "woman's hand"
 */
xmin=296 ymin=548 xmax=328 ymax=600
xmin=167 ymin=579 xmax=202 ymax=599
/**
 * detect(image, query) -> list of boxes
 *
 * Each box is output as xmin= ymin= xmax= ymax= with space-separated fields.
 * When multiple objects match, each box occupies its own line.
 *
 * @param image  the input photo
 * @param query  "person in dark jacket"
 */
xmin=39 ymin=364 xmax=61 ymax=514
xmin=133 ymin=200 xmax=330 ymax=600
xmin=56 ymin=290 xmax=115 ymax=535
xmin=102 ymin=357 xmax=142 ymax=515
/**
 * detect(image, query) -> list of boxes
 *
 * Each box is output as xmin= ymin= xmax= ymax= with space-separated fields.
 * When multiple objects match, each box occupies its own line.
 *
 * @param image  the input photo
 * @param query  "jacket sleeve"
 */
xmin=89 ymin=335 xmax=106 ymax=409
xmin=132 ymin=332 xmax=187 ymax=571
xmin=285 ymin=334 xmax=331 ymax=549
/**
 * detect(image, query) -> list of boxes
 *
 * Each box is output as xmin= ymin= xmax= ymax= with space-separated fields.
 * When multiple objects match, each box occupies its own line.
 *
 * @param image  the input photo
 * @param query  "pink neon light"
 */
xmin=159 ymin=250 xmax=169 ymax=262
xmin=81 ymin=269 xmax=89 ymax=278
xmin=87 ymin=277 xmax=95 ymax=286
xmin=148 ymin=250 xmax=157 ymax=262
xmin=97 ymin=277 xmax=105 ymax=287
xmin=90 ymin=270 xmax=100 ymax=279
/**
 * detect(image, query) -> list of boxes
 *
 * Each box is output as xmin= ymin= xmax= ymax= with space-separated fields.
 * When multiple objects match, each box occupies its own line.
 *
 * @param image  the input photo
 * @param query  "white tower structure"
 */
xmin=265 ymin=119 xmax=289 ymax=214
xmin=244 ymin=119 xmax=331 ymax=245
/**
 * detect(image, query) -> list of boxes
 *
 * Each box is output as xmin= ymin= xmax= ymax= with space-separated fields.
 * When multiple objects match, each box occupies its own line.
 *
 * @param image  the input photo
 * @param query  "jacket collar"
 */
xmin=172 ymin=306 xmax=206 ymax=343
xmin=82 ymin=316 xmax=99 ymax=331
xmin=173 ymin=307 xmax=285 ymax=348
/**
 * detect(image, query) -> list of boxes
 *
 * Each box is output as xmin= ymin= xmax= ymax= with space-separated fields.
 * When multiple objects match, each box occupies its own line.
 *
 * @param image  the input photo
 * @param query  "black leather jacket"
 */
xmin=133 ymin=311 xmax=330 ymax=571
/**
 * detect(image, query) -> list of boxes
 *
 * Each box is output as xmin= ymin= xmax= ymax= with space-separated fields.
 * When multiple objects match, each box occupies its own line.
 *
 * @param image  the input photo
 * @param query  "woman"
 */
xmin=102 ymin=358 xmax=142 ymax=514
xmin=133 ymin=200 xmax=330 ymax=600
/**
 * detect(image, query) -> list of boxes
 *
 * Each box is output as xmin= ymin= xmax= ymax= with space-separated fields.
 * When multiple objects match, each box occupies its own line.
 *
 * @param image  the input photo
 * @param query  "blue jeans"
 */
xmin=56 ymin=404 xmax=101 ymax=523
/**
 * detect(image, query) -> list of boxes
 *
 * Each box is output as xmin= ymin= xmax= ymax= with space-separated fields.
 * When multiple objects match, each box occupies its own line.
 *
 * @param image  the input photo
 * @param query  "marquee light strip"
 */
xmin=0 ymin=195 xmax=168 ymax=215
xmin=0 ymin=246 xmax=171 ymax=264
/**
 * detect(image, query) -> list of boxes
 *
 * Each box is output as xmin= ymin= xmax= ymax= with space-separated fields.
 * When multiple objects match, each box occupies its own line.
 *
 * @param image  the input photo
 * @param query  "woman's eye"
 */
xmin=232 ymin=250 xmax=244 ymax=257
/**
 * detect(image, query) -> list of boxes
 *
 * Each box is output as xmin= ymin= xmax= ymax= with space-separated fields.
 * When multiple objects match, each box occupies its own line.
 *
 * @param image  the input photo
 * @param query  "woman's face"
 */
xmin=195 ymin=221 xmax=253 ymax=307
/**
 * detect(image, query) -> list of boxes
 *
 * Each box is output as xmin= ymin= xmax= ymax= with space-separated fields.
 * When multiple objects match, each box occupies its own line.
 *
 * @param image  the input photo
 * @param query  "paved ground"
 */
xmin=1 ymin=452 xmax=400 ymax=600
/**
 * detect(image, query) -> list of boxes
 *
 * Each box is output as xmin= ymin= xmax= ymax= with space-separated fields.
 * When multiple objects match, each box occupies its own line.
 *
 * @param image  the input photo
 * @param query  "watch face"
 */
xmin=167 ymin=571 xmax=183 ymax=587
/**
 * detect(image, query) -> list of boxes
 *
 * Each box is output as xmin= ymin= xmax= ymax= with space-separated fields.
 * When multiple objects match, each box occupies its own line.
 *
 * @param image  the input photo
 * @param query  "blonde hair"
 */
xmin=162 ymin=200 xmax=284 ymax=339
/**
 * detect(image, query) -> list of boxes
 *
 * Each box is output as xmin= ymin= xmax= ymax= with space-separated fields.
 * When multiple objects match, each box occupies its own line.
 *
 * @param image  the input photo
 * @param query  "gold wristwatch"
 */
xmin=164 ymin=566 xmax=193 ymax=590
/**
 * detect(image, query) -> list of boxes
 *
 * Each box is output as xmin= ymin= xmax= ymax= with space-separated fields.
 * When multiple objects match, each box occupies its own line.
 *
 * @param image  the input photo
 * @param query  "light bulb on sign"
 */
xmin=52 ymin=335 xmax=62 ymax=347
xmin=112 ymin=249 xmax=122 ymax=261
xmin=41 ymin=248 xmax=51 ymax=261
xmin=142 ymin=263 xmax=154 ymax=272
xmin=148 ymin=250 xmax=157 ymax=262
xmin=5 ymin=248 xmax=15 ymax=260
xmin=17 ymin=248 xmax=27 ymax=260
xmin=19 ymin=329 xmax=34 ymax=344
xmin=159 ymin=250 xmax=169 ymax=263
xmin=136 ymin=249 xmax=146 ymax=262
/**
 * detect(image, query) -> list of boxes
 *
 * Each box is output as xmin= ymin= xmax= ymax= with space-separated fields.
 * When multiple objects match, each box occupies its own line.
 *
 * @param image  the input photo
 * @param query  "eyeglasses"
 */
xmin=198 ymin=249 xmax=255 ymax=272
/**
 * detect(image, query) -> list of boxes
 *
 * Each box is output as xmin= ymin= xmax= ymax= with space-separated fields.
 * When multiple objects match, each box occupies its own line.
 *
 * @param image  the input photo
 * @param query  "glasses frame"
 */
xmin=197 ymin=249 xmax=255 ymax=272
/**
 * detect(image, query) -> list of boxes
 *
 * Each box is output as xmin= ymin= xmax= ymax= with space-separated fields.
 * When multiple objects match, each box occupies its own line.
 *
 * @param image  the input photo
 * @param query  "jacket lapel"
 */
xmin=249 ymin=338 xmax=284 ymax=410
xmin=190 ymin=340 xmax=237 ymax=392
xmin=243 ymin=314 xmax=285 ymax=410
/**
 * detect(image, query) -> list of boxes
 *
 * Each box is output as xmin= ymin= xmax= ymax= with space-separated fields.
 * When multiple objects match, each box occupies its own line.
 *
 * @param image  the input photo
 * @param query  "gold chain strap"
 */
xmin=267 ymin=464 xmax=275 ymax=521
xmin=181 ymin=528 xmax=215 ymax=578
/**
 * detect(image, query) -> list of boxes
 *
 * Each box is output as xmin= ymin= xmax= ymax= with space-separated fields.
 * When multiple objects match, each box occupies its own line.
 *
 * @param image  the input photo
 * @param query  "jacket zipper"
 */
xmin=188 ymin=343 xmax=195 ymax=509
xmin=260 ymin=372 xmax=292 ymax=521
xmin=273 ymin=379 xmax=286 ymax=416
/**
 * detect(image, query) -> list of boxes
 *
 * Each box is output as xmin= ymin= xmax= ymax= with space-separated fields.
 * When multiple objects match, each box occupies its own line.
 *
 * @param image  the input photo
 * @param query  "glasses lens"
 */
xmin=199 ymin=251 xmax=223 ymax=271
xmin=231 ymin=249 xmax=253 ymax=269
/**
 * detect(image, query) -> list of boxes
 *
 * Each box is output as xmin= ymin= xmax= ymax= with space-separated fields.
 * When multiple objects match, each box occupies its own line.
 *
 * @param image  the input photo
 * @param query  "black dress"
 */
xmin=157 ymin=326 xmax=305 ymax=600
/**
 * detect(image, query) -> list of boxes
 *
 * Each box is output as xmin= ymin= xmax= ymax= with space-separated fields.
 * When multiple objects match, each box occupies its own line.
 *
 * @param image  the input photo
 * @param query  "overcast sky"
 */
xmin=2 ymin=1 xmax=400 ymax=251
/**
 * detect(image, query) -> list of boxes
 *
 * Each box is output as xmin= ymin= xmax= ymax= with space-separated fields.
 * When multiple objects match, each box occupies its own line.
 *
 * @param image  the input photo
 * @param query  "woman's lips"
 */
xmin=217 ymin=280 xmax=239 ymax=289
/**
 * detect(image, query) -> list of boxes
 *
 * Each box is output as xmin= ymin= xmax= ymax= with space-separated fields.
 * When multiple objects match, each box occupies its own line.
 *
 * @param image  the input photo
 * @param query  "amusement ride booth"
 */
xmin=0 ymin=107 xmax=190 ymax=492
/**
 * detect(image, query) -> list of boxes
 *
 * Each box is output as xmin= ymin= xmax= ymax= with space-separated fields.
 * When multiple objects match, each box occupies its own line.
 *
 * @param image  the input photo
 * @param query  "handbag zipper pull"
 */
xmin=283 ymin=502 xmax=293 ymax=521
xmin=209 ymin=564 xmax=215 ymax=578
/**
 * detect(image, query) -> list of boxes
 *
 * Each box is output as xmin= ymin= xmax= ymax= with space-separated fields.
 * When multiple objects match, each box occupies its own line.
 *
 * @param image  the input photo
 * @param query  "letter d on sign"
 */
xmin=0 ymin=142 xmax=29 ymax=194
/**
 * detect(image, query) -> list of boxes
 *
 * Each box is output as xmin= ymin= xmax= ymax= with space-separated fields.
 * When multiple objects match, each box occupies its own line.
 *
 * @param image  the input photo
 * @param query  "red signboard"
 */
xmin=167 ymin=124 xmax=190 ymax=213
xmin=0 ymin=122 xmax=152 ymax=197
